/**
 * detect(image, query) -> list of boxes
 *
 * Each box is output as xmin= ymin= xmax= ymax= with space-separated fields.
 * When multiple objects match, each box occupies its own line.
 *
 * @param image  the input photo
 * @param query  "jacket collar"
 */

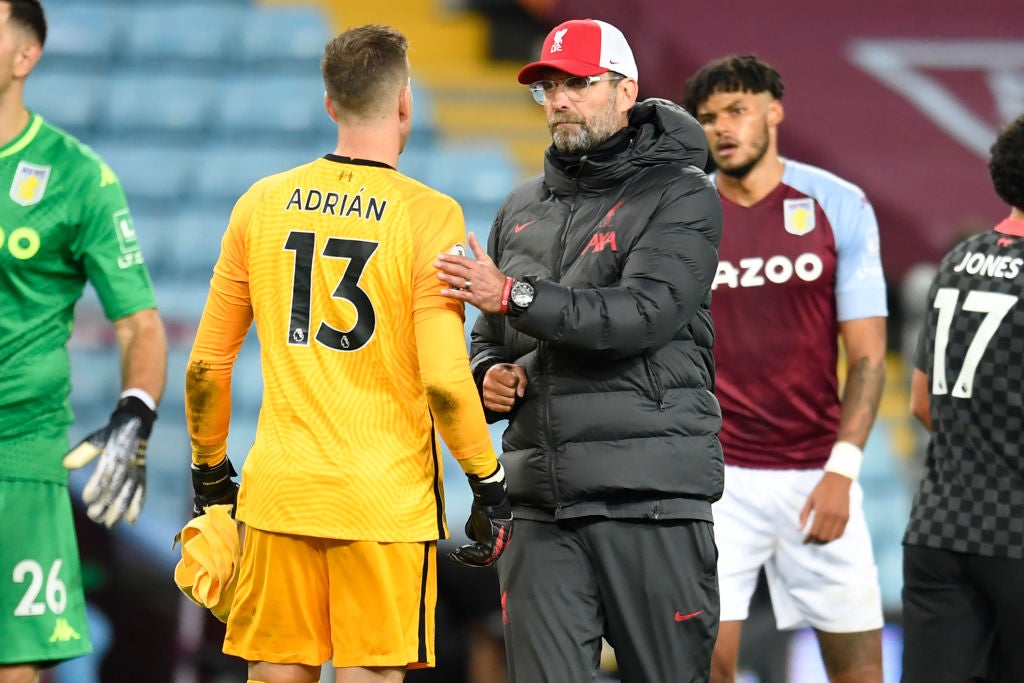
xmin=543 ymin=98 xmax=709 ymax=195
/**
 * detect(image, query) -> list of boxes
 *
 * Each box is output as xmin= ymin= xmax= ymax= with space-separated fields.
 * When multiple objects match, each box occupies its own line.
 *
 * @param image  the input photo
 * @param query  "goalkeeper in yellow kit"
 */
xmin=183 ymin=24 xmax=511 ymax=683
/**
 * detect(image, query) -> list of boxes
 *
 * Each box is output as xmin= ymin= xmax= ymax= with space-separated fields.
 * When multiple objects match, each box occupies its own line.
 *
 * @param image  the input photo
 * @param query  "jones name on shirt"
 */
xmin=952 ymin=251 xmax=1023 ymax=280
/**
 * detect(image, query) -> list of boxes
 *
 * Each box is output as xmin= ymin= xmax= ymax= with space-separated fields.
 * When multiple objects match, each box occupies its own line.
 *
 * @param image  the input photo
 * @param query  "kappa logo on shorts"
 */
xmin=48 ymin=617 xmax=81 ymax=643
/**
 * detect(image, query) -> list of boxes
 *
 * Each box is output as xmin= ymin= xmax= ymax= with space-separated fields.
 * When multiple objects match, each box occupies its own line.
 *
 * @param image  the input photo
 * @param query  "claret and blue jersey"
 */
xmin=712 ymin=159 xmax=888 ymax=470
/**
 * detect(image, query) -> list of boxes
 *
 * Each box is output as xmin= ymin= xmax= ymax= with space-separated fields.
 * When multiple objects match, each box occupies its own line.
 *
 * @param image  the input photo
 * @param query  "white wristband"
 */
xmin=480 ymin=463 xmax=505 ymax=484
xmin=824 ymin=441 xmax=863 ymax=481
xmin=120 ymin=388 xmax=157 ymax=412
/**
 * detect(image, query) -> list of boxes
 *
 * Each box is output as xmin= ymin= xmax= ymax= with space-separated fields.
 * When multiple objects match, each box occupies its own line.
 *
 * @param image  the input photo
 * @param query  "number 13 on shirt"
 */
xmin=284 ymin=230 xmax=380 ymax=352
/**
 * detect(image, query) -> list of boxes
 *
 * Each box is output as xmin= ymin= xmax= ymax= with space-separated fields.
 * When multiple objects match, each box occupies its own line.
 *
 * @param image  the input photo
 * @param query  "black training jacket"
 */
xmin=470 ymin=98 xmax=724 ymax=522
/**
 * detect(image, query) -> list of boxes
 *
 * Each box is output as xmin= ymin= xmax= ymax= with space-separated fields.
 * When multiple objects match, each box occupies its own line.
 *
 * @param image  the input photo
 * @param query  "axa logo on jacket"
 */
xmin=582 ymin=232 xmax=618 ymax=255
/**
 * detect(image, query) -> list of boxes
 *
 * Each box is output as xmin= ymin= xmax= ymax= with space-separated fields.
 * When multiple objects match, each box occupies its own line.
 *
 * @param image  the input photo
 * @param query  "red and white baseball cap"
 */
xmin=517 ymin=18 xmax=638 ymax=85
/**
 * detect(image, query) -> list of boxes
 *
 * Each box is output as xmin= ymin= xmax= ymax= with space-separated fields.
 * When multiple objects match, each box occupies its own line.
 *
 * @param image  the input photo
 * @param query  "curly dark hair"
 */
xmin=990 ymin=115 xmax=1024 ymax=211
xmin=682 ymin=54 xmax=783 ymax=115
xmin=4 ymin=0 xmax=46 ymax=46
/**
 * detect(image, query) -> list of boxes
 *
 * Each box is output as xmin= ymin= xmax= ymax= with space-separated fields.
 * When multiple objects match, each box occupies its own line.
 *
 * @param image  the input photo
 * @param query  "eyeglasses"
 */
xmin=528 ymin=74 xmax=624 ymax=105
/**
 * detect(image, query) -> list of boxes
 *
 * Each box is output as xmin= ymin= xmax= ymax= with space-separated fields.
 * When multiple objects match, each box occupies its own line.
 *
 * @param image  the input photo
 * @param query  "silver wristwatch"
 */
xmin=508 ymin=280 xmax=535 ymax=314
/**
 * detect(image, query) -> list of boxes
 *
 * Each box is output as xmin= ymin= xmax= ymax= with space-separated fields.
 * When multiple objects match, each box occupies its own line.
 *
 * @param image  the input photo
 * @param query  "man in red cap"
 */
xmin=434 ymin=17 xmax=724 ymax=683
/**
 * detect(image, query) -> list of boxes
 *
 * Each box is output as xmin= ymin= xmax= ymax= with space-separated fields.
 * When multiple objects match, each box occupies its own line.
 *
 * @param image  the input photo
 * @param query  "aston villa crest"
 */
xmin=783 ymin=198 xmax=816 ymax=236
xmin=9 ymin=161 xmax=51 ymax=207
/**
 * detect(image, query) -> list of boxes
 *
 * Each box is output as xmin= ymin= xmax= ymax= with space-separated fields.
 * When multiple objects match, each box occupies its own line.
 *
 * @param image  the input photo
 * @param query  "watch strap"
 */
xmin=500 ymin=277 xmax=514 ymax=315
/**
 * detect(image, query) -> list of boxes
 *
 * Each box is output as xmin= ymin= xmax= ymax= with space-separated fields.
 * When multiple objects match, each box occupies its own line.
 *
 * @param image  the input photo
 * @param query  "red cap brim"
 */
xmin=517 ymin=58 xmax=607 ymax=84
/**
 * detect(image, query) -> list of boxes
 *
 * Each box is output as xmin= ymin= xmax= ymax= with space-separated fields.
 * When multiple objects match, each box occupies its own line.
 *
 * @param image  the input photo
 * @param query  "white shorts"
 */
xmin=714 ymin=465 xmax=884 ymax=633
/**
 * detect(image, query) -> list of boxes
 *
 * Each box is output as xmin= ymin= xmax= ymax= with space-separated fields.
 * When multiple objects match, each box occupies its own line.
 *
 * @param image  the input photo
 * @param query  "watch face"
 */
xmin=510 ymin=281 xmax=534 ymax=307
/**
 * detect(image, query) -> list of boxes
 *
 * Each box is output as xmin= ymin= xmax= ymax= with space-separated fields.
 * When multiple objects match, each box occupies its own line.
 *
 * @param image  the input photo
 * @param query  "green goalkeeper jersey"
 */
xmin=0 ymin=114 xmax=156 ymax=472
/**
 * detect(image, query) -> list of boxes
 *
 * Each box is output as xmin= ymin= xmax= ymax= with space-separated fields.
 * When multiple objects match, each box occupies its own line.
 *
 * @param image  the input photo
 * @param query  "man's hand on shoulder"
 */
xmin=434 ymin=233 xmax=508 ymax=313
xmin=450 ymin=463 xmax=513 ymax=567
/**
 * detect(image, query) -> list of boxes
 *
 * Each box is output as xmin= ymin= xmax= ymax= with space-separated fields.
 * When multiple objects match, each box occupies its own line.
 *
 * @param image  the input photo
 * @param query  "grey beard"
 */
xmin=552 ymin=126 xmax=597 ymax=155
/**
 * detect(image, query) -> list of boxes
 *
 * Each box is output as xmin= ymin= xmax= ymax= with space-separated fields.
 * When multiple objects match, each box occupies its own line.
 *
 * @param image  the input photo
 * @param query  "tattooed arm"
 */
xmin=799 ymin=316 xmax=887 ymax=544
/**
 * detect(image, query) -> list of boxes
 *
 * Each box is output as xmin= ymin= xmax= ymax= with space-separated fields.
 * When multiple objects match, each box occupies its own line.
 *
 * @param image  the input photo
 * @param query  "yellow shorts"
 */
xmin=223 ymin=526 xmax=436 ymax=669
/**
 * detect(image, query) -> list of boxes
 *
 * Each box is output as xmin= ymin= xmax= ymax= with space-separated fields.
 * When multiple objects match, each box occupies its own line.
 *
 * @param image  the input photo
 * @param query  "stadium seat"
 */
xmin=134 ymin=208 xmax=227 ymax=280
xmin=98 ymin=73 xmax=218 ymax=141
xmin=165 ymin=208 xmax=228 ymax=279
xmin=120 ymin=5 xmax=247 ymax=69
xmin=236 ymin=6 xmax=332 ymax=72
xmin=192 ymin=143 xmax=322 ymax=204
xmin=152 ymin=280 xmax=214 ymax=321
xmin=462 ymin=200 xmax=499 ymax=239
xmin=403 ymin=144 xmax=519 ymax=204
xmin=42 ymin=3 xmax=121 ymax=69
xmin=68 ymin=348 xmax=122 ymax=422
xmin=409 ymin=82 xmax=439 ymax=143
xmin=23 ymin=71 xmax=105 ymax=137
xmin=130 ymin=211 xmax=176 ymax=278
xmin=231 ymin=347 xmax=264 ymax=413
xmin=212 ymin=74 xmax=334 ymax=143
xmin=90 ymin=142 xmax=195 ymax=210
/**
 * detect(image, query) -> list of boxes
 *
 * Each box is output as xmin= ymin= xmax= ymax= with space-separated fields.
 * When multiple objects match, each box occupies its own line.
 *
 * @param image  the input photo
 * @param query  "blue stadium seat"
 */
xmin=68 ymin=348 xmax=122 ymax=422
xmin=23 ymin=71 xmax=105 ymax=136
xmin=120 ymin=5 xmax=247 ymax=68
xmin=237 ymin=6 xmax=331 ymax=71
xmin=192 ymin=143 xmax=322 ymax=204
xmin=99 ymin=73 xmax=218 ymax=141
xmin=401 ymin=144 xmax=519 ymax=204
xmin=165 ymin=208 xmax=228 ymax=279
xmin=130 ymin=211 xmax=176 ymax=278
xmin=409 ymin=82 xmax=438 ymax=142
xmin=152 ymin=280 xmax=213 ymax=321
xmin=90 ymin=142 xmax=195 ymax=209
xmin=462 ymin=201 xmax=499 ymax=238
xmin=213 ymin=76 xmax=436 ymax=146
xmin=134 ymin=208 xmax=227 ymax=280
xmin=43 ymin=4 xmax=122 ymax=69
xmin=231 ymin=347 xmax=264 ymax=413
xmin=212 ymin=74 xmax=334 ymax=143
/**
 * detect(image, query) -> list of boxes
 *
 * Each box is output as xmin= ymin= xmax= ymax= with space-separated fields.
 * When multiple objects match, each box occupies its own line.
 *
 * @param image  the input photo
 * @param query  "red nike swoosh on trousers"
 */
xmin=514 ymin=220 xmax=538 ymax=233
xmin=674 ymin=609 xmax=703 ymax=622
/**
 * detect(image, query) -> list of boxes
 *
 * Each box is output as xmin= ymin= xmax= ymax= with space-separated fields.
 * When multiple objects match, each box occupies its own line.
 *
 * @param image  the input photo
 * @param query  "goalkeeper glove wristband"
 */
xmin=63 ymin=395 xmax=156 ymax=528
xmin=191 ymin=458 xmax=239 ymax=517
xmin=450 ymin=463 xmax=513 ymax=568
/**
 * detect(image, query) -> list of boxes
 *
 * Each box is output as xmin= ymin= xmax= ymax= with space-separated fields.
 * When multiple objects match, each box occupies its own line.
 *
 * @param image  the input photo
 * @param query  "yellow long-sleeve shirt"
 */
xmin=185 ymin=155 xmax=498 ymax=542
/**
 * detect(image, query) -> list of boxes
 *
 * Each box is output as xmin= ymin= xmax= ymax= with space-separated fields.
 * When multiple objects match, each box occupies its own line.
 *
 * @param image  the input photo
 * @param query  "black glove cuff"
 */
xmin=113 ymin=395 xmax=157 ymax=431
xmin=467 ymin=465 xmax=507 ymax=507
xmin=192 ymin=458 xmax=238 ymax=497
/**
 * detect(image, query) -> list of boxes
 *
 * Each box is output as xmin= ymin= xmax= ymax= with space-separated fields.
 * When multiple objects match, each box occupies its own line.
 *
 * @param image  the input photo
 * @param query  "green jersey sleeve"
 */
xmin=71 ymin=154 xmax=156 ymax=321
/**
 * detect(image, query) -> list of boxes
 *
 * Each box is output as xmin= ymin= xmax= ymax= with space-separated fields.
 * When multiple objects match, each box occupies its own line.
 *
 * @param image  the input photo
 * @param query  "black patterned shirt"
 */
xmin=905 ymin=217 xmax=1024 ymax=558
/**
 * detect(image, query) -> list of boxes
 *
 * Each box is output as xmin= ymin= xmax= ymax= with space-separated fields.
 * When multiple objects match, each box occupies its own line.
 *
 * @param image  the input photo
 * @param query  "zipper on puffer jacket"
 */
xmin=553 ymin=158 xmax=585 ymax=277
xmin=643 ymin=355 xmax=666 ymax=410
xmin=540 ymin=340 xmax=562 ymax=512
xmin=548 ymin=172 xmax=584 ymax=512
